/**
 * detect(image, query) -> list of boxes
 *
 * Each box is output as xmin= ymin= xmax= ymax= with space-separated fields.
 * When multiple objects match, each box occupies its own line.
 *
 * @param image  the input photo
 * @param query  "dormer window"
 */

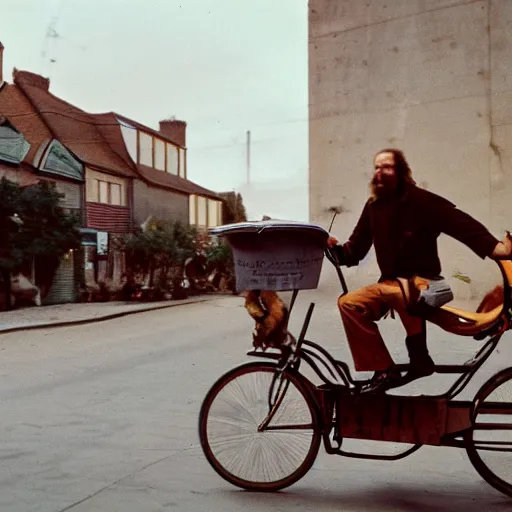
xmin=117 ymin=118 xmax=187 ymax=179
xmin=136 ymin=130 xmax=186 ymax=178
xmin=0 ymin=120 xmax=30 ymax=165
xmin=37 ymin=139 xmax=83 ymax=180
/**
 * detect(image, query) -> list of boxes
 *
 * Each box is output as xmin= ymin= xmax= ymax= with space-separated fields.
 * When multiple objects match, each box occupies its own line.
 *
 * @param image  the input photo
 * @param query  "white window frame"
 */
xmin=86 ymin=168 xmax=127 ymax=206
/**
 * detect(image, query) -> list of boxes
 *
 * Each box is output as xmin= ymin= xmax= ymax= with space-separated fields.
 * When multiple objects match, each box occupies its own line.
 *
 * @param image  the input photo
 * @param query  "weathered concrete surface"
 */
xmin=309 ymin=0 xmax=512 ymax=297
xmin=0 ymin=294 xmax=511 ymax=510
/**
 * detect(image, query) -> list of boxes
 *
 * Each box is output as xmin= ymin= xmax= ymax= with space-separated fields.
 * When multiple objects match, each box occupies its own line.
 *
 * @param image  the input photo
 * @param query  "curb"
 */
xmin=0 ymin=297 xmax=215 ymax=335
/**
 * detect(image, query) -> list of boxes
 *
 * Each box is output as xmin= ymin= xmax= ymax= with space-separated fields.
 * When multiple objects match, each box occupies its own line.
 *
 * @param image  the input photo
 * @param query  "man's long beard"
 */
xmin=370 ymin=176 xmax=394 ymax=200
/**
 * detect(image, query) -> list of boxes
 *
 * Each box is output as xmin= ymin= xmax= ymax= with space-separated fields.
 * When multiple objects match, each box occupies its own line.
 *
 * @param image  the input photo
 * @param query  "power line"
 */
xmin=3 ymin=110 xmax=306 ymax=151
xmin=4 ymin=109 xmax=308 ymax=132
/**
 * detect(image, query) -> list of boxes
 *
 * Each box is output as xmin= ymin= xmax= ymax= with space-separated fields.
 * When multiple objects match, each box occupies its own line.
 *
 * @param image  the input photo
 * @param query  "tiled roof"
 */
xmin=92 ymin=113 xmax=218 ymax=198
xmin=0 ymin=83 xmax=53 ymax=164
xmin=137 ymin=164 xmax=220 ymax=200
xmin=6 ymin=71 xmax=219 ymax=198
xmin=14 ymin=73 xmax=136 ymax=178
xmin=92 ymin=112 xmax=134 ymax=168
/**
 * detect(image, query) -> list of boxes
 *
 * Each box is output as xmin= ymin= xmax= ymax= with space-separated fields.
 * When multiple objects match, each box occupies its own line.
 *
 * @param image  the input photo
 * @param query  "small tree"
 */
xmin=221 ymin=192 xmax=248 ymax=224
xmin=203 ymin=237 xmax=236 ymax=292
xmin=120 ymin=220 xmax=197 ymax=296
xmin=0 ymin=178 xmax=81 ymax=307
xmin=17 ymin=181 xmax=81 ymax=258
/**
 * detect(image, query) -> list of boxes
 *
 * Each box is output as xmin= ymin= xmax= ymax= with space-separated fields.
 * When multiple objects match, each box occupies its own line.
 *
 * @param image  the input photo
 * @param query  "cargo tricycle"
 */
xmin=198 ymin=220 xmax=512 ymax=498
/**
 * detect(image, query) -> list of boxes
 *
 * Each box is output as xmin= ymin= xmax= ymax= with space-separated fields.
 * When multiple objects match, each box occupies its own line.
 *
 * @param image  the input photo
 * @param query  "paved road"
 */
xmin=0 ymin=293 xmax=511 ymax=511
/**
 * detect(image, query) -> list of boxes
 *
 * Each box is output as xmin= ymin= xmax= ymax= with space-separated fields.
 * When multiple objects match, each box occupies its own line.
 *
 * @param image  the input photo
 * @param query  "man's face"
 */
xmin=372 ymin=152 xmax=398 ymax=196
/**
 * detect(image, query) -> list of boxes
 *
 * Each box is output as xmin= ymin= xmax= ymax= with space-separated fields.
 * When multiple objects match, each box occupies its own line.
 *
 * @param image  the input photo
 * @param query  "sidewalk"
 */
xmin=0 ymin=295 xmax=223 ymax=334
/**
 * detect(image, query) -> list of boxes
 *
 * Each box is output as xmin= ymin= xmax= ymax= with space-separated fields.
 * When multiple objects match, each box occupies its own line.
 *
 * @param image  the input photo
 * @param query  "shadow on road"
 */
xmin=220 ymin=482 xmax=510 ymax=511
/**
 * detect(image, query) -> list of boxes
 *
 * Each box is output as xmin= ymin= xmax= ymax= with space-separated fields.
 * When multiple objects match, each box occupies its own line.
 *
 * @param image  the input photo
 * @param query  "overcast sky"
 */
xmin=1 ymin=0 xmax=309 ymax=219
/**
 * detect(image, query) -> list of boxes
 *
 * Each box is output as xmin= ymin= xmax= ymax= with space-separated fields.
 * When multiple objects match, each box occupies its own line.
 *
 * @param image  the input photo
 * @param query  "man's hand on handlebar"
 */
xmin=325 ymin=236 xmax=346 ymax=266
xmin=327 ymin=236 xmax=339 ymax=248
xmin=491 ymin=231 xmax=512 ymax=260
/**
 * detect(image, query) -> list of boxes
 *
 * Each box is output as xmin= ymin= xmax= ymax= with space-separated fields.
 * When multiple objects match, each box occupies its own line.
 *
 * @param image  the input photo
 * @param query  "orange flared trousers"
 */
xmin=337 ymin=279 xmax=426 ymax=372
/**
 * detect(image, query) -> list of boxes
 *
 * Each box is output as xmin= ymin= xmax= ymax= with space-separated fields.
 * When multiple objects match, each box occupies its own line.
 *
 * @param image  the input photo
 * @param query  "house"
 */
xmin=7 ymin=68 xmax=140 ymax=290
xmin=93 ymin=112 xmax=223 ymax=231
xmin=0 ymin=41 xmax=223 ymax=303
xmin=0 ymin=45 xmax=84 ymax=304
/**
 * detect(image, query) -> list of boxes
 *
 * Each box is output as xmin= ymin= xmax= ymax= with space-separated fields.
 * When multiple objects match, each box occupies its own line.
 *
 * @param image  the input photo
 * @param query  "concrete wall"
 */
xmin=132 ymin=180 xmax=188 ymax=227
xmin=309 ymin=0 xmax=512 ymax=301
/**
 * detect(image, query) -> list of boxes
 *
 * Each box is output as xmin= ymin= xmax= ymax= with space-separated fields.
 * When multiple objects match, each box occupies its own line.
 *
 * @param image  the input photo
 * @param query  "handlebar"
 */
xmin=324 ymin=246 xmax=349 ymax=296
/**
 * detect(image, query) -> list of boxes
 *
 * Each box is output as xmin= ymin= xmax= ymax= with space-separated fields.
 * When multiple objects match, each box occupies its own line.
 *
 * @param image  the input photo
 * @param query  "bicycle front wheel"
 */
xmin=199 ymin=361 xmax=321 ymax=491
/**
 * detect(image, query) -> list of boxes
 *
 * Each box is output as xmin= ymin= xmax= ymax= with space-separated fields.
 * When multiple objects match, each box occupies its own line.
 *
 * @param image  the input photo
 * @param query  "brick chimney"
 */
xmin=13 ymin=69 xmax=50 ymax=91
xmin=159 ymin=119 xmax=187 ymax=147
xmin=0 ymin=42 xmax=4 ymax=84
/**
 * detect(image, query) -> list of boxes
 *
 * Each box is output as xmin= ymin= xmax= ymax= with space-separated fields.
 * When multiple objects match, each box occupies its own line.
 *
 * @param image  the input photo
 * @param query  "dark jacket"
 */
xmin=335 ymin=185 xmax=499 ymax=280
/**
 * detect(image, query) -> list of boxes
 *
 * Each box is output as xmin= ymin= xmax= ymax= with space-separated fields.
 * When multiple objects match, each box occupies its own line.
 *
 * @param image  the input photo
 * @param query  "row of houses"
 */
xmin=0 ymin=42 xmax=224 ymax=305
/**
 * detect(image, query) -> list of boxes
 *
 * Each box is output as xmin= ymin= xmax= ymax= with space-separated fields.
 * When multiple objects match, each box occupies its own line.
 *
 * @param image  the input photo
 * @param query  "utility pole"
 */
xmin=246 ymin=130 xmax=251 ymax=185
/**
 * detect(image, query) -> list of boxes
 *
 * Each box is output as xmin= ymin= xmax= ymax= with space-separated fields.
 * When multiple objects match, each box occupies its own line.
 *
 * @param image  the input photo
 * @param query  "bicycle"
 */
xmin=199 ymin=219 xmax=512 ymax=498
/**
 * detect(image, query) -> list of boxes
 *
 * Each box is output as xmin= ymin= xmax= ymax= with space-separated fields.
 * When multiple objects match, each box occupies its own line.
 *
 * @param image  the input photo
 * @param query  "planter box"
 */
xmin=210 ymin=220 xmax=329 ymax=292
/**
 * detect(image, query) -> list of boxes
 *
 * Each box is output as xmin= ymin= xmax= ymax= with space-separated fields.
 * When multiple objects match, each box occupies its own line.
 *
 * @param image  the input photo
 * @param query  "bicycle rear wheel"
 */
xmin=199 ymin=361 xmax=321 ymax=491
xmin=466 ymin=368 xmax=512 ymax=498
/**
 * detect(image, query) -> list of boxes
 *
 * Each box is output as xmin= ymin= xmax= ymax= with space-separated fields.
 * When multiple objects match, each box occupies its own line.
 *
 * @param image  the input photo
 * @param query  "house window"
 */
xmin=86 ymin=169 xmax=127 ymax=206
xmin=154 ymin=138 xmax=165 ymax=171
xmin=86 ymin=178 xmax=99 ymax=202
xmin=137 ymin=129 xmax=187 ymax=178
xmin=167 ymin=144 xmax=178 ymax=175
xmin=139 ymin=131 xmax=153 ymax=166
xmin=119 ymin=122 xmax=137 ymax=162
xmin=179 ymin=149 xmax=186 ymax=178
xmin=197 ymin=196 xmax=207 ymax=227
xmin=99 ymin=181 xmax=109 ymax=203
xmin=110 ymin=183 xmax=122 ymax=206
xmin=208 ymin=200 xmax=219 ymax=228
xmin=0 ymin=123 xmax=30 ymax=165
xmin=189 ymin=195 xmax=197 ymax=225
xmin=40 ymin=140 xmax=83 ymax=180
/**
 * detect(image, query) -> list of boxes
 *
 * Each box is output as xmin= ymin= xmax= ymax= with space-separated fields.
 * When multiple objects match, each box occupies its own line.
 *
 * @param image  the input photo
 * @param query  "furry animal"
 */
xmin=244 ymin=290 xmax=289 ymax=348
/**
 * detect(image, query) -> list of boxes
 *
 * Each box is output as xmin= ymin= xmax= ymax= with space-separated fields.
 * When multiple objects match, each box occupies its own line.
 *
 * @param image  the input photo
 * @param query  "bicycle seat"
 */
xmin=432 ymin=303 xmax=503 ymax=336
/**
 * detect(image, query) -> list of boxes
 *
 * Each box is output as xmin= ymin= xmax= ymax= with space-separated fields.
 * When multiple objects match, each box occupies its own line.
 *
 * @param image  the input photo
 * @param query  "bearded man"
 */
xmin=328 ymin=148 xmax=512 ymax=393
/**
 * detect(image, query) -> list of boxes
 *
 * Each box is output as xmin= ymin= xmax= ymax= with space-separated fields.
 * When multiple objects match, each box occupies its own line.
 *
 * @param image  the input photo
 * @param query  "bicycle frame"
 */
xmin=247 ymin=247 xmax=511 ymax=461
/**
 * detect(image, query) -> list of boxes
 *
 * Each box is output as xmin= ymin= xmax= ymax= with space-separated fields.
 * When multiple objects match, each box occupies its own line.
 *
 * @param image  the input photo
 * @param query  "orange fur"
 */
xmin=244 ymin=290 xmax=289 ymax=348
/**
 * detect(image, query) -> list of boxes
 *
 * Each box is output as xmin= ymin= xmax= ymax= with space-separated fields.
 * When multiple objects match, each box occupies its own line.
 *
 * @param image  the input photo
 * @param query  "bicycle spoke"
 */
xmin=200 ymin=364 xmax=320 ymax=490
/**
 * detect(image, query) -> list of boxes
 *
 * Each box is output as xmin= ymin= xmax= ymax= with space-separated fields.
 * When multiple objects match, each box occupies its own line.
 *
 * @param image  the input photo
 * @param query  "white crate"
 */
xmin=210 ymin=220 xmax=329 ymax=292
